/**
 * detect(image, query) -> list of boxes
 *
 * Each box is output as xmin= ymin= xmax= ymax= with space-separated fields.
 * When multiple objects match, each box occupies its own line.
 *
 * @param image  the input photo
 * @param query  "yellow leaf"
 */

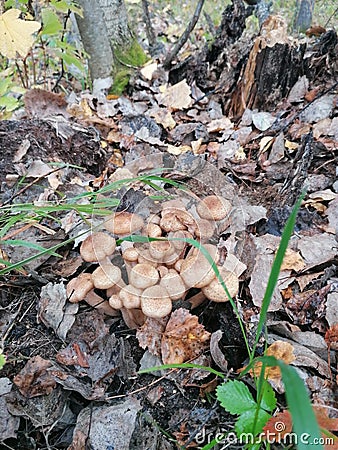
xmin=0 ymin=9 xmax=40 ymax=58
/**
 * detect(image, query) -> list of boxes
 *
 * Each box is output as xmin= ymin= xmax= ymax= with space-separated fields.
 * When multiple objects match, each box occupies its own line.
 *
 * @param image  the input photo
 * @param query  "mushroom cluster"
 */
xmin=66 ymin=195 xmax=241 ymax=328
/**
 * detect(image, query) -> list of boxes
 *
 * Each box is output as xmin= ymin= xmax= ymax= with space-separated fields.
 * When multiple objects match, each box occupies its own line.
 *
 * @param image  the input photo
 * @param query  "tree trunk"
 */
xmin=98 ymin=0 xmax=134 ymax=48
xmin=75 ymin=0 xmax=113 ymax=82
xmin=293 ymin=0 xmax=315 ymax=33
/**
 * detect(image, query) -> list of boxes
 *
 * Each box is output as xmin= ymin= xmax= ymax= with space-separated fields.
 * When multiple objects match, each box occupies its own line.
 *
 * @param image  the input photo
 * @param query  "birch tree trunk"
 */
xmin=75 ymin=0 xmax=113 ymax=82
xmin=75 ymin=0 xmax=147 ymax=92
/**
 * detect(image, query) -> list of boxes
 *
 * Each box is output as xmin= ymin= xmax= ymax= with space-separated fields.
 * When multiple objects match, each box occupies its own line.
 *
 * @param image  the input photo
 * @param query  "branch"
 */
xmin=163 ymin=0 xmax=205 ymax=70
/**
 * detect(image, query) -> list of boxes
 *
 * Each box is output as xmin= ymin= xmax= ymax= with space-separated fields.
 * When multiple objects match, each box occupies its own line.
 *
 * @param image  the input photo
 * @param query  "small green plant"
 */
xmin=0 ymin=352 xmax=5 ymax=370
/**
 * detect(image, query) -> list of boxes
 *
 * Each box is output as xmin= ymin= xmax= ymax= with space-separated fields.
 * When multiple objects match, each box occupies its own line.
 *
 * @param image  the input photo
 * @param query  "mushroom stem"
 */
xmin=85 ymin=290 xmax=119 ymax=316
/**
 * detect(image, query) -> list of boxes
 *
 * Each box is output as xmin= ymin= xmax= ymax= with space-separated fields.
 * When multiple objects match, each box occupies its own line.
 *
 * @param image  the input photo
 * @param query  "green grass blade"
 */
xmin=1 ymin=239 xmax=62 ymax=257
xmin=259 ymin=356 xmax=323 ymax=450
xmin=138 ymin=362 xmax=225 ymax=378
xmin=251 ymin=192 xmax=305 ymax=359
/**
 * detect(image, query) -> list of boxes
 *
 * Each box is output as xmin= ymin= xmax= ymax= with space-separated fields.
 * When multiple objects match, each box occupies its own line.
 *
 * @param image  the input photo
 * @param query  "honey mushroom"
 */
xmin=67 ymin=273 xmax=118 ymax=316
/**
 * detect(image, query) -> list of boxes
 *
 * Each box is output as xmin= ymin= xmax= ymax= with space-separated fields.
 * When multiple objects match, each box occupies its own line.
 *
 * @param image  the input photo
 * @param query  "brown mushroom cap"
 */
xmin=67 ymin=273 xmax=94 ymax=303
xmin=195 ymin=218 xmax=216 ymax=240
xmin=160 ymin=208 xmax=196 ymax=233
xmin=180 ymin=244 xmax=219 ymax=288
xmin=119 ymin=285 xmax=142 ymax=309
xmin=80 ymin=232 xmax=116 ymax=262
xmin=92 ymin=261 xmax=122 ymax=289
xmin=122 ymin=247 xmax=139 ymax=263
xmin=143 ymin=222 xmax=162 ymax=238
xmin=141 ymin=285 xmax=172 ymax=318
xmin=108 ymin=294 xmax=123 ymax=310
xmin=104 ymin=212 xmax=144 ymax=235
xmin=202 ymin=268 xmax=239 ymax=302
xmin=129 ymin=263 xmax=159 ymax=289
xmin=196 ymin=195 xmax=231 ymax=221
xmin=148 ymin=240 xmax=175 ymax=261
xmin=160 ymin=269 xmax=186 ymax=300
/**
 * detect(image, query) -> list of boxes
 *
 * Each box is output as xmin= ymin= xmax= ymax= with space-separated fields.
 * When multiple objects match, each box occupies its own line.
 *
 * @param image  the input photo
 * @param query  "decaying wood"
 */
xmin=229 ymin=15 xmax=306 ymax=116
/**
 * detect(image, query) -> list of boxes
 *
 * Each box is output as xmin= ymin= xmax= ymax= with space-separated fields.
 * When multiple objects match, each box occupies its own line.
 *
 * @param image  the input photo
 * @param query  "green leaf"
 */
xmin=235 ymin=408 xmax=271 ymax=435
xmin=0 ymin=95 xmax=20 ymax=111
xmin=260 ymin=379 xmax=277 ymax=412
xmin=51 ymin=0 xmax=83 ymax=16
xmin=0 ymin=353 xmax=5 ymax=369
xmin=216 ymin=380 xmax=256 ymax=415
xmin=41 ymin=8 xmax=63 ymax=35
xmin=54 ymin=49 xmax=85 ymax=72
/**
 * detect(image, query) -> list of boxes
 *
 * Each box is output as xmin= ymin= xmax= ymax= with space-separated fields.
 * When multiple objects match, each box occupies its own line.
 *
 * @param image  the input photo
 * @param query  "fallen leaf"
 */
xmin=281 ymin=248 xmax=306 ymax=272
xmin=0 ymin=9 xmax=40 ymax=58
xmin=157 ymin=80 xmax=193 ymax=111
xmin=140 ymin=62 xmax=158 ymax=80
xmin=249 ymin=341 xmax=295 ymax=382
xmin=161 ymin=308 xmax=210 ymax=364
xmin=13 ymin=356 xmax=56 ymax=398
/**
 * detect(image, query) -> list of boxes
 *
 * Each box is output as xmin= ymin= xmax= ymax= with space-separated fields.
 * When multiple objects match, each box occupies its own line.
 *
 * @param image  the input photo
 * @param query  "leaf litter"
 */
xmin=0 ymin=5 xmax=338 ymax=449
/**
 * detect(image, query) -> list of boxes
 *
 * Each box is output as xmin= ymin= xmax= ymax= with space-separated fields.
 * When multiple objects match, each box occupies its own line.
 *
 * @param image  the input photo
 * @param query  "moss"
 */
xmin=111 ymin=67 xmax=132 ymax=95
xmin=110 ymin=39 xmax=149 ymax=95
xmin=113 ymin=38 xmax=149 ymax=67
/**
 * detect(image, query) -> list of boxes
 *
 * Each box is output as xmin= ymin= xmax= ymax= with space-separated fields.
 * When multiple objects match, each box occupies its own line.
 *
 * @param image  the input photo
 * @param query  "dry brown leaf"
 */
xmin=161 ymin=308 xmax=210 ymax=364
xmin=281 ymin=248 xmax=306 ymax=272
xmin=250 ymin=341 xmax=295 ymax=381
xmin=158 ymin=80 xmax=193 ymax=111
xmin=13 ymin=356 xmax=56 ymax=398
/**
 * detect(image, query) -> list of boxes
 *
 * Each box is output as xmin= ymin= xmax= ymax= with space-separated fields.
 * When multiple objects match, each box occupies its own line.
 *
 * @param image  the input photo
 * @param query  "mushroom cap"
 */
xmin=108 ymin=294 xmax=123 ymax=310
xmin=195 ymin=218 xmax=216 ymax=240
xmin=180 ymin=244 xmax=219 ymax=288
xmin=119 ymin=285 xmax=142 ymax=309
xmin=80 ymin=232 xmax=116 ymax=262
xmin=143 ymin=222 xmax=162 ymax=238
xmin=141 ymin=285 xmax=172 ymax=318
xmin=129 ymin=263 xmax=159 ymax=289
xmin=92 ymin=262 xmax=122 ymax=289
xmin=160 ymin=269 xmax=186 ymax=300
xmin=202 ymin=268 xmax=239 ymax=302
xmin=67 ymin=273 xmax=94 ymax=303
xmin=196 ymin=195 xmax=231 ymax=221
xmin=149 ymin=240 xmax=175 ymax=261
xmin=104 ymin=212 xmax=144 ymax=235
xmin=160 ymin=208 xmax=196 ymax=233
xmin=122 ymin=247 xmax=139 ymax=262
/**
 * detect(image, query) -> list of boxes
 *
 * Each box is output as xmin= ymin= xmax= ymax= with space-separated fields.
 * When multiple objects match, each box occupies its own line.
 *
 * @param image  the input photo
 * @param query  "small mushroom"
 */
xmin=80 ymin=232 xmax=116 ymax=262
xmin=129 ymin=263 xmax=159 ymax=289
xmin=180 ymin=244 xmax=219 ymax=288
xmin=91 ymin=260 xmax=122 ymax=290
xmin=67 ymin=273 xmax=117 ymax=316
xmin=148 ymin=240 xmax=175 ymax=261
xmin=119 ymin=284 xmax=142 ymax=309
xmin=108 ymin=294 xmax=123 ymax=310
xmin=141 ymin=285 xmax=172 ymax=318
xmin=66 ymin=273 xmax=94 ymax=303
xmin=196 ymin=195 xmax=231 ymax=221
xmin=104 ymin=212 xmax=144 ymax=235
xmin=202 ymin=267 xmax=239 ymax=302
xmin=160 ymin=269 xmax=186 ymax=300
xmin=143 ymin=222 xmax=162 ymax=238
xmin=121 ymin=308 xmax=145 ymax=329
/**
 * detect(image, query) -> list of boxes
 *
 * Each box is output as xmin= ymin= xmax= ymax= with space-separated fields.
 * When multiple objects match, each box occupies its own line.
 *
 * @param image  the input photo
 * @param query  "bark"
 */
xmin=98 ymin=0 xmax=134 ymax=49
xmin=293 ymin=0 xmax=315 ymax=33
xmin=75 ymin=0 xmax=113 ymax=81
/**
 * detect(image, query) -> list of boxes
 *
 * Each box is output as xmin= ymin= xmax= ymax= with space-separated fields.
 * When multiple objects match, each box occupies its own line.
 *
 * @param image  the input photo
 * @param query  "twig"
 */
xmin=141 ymin=0 xmax=156 ymax=48
xmin=203 ymin=11 xmax=217 ymax=37
xmin=163 ymin=0 xmax=205 ymax=69
xmin=0 ymin=166 xmax=64 ymax=207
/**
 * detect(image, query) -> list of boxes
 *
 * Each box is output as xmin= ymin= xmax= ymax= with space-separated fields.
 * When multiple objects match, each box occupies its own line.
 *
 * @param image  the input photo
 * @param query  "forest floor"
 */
xmin=0 ymin=4 xmax=338 ymax=450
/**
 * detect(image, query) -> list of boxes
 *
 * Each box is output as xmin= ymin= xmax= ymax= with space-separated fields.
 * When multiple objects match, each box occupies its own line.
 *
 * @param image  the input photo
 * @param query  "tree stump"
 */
xmin=229 ymin=15 xmax=306 ymax=116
